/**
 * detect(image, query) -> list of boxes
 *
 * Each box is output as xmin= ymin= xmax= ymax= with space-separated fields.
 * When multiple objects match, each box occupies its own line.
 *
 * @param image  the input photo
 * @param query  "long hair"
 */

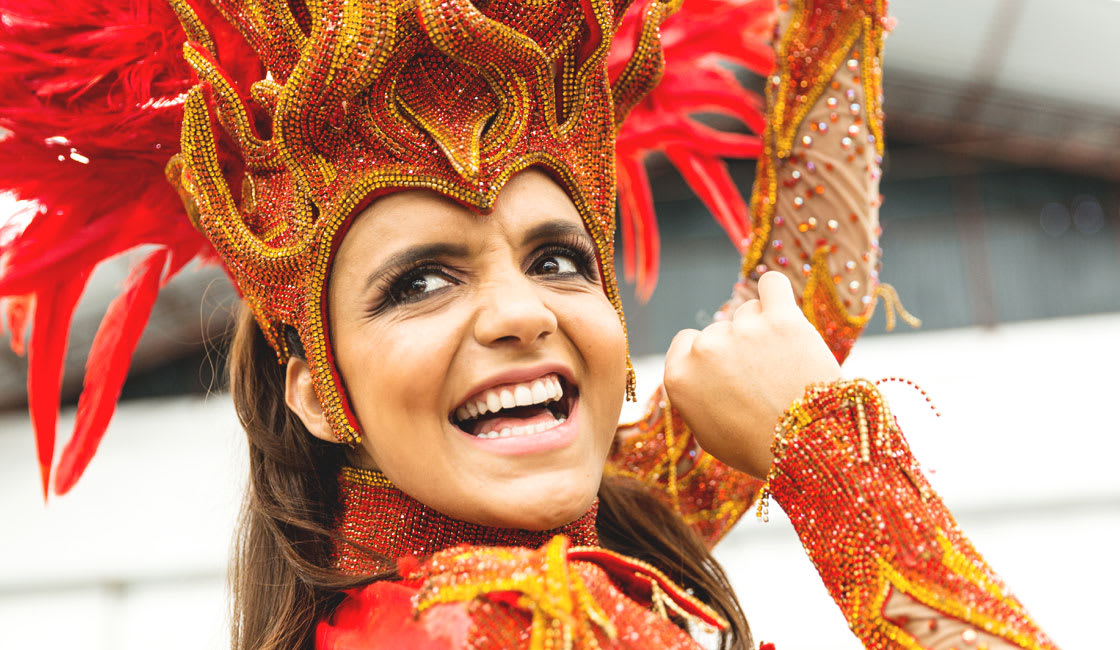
xmin=228 ymin=306 xmax=751 ymax=650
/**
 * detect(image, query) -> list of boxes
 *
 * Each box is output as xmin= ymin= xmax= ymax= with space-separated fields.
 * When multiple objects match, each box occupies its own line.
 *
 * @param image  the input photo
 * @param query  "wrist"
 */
xmin=774 ymin=377 xmax=881 ymax=454
xmin=756 ymin=378 xmax=886 ymax=520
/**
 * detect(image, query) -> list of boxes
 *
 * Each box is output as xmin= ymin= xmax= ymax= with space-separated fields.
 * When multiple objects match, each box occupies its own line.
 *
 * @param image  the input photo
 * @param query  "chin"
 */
xmin=479 ymin=474 xmax=601 ymax=531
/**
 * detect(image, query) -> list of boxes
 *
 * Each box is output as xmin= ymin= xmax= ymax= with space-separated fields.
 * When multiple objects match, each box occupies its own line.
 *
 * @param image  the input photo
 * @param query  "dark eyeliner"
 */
xmin=367 ymin=260 xmax=453 ymax=315
xmin=530 ymin=233 xmax=600 ymax=281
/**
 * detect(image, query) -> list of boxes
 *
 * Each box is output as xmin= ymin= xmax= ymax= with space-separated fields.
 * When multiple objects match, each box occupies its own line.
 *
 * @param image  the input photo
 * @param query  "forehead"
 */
xmin=338 ymin=169 xmax=585 ymax=260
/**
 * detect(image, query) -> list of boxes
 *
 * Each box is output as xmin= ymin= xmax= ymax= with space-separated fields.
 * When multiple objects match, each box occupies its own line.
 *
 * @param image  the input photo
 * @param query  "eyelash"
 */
xmin=369 ymin=262 xmax=452 ymax=314
xmin=368 ymin=235 xmax=600 ymax=314
xmin=530 ymin=235 xmax=599 ymax=281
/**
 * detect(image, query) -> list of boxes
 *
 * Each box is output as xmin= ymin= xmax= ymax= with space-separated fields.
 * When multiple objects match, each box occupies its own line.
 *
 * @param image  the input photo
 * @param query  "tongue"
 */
xmin=470 ymin=405 xmax=556 ymax=436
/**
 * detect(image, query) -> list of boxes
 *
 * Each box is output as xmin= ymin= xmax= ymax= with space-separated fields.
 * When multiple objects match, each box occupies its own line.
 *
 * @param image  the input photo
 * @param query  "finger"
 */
xmin=714 ymin=281 xmax=755 ymax=322
xmin=757 ymin=271 xmax=797 ymax=314
xmin=663 ymin=327 xmax=698 ymax=394
xmin=733 ymin=298 xmax=762 ymax=321
xmin=665 ymin=328 xmax=701 ymax=368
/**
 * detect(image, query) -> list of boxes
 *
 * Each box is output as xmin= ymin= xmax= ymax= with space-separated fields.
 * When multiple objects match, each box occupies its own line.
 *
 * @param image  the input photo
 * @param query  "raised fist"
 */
xmin=664 ymin=272 xmax=842 ymax=479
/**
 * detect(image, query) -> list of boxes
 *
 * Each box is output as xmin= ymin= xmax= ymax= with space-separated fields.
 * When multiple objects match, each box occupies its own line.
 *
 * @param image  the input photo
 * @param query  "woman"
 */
xmin=0 ymin=1 xmax=1060 ymax=649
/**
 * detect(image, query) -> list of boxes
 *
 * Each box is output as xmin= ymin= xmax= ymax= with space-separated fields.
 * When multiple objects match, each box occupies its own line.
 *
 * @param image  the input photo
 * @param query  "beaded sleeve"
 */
xmin=605 ymin=0 xmax=906 ymax=546
xmin=608 ymin=393 xmax=763 ymax=547
xmin=732 ymin=0 xmax=916 ymax=363
xmin=763 ymin=380 xmax=1060 ymax=650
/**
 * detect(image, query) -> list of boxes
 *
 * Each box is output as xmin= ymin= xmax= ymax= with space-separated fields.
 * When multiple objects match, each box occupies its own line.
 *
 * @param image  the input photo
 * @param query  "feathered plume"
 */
xmin=612 ymin=0 xmax=775 ymax=301
xmin=0 ymin=0 xmax=261 ymax=496
xmin=0 ymin=0 xmax=773 ymax=495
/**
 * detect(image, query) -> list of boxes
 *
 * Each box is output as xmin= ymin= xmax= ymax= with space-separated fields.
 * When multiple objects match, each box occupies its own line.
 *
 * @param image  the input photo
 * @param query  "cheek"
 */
xmin=585 ymin=314 xmax=627 ymax=380
xmin=576 ymin=293 xmax=627 ymax=369
xmin=559 ymin=292 xmax=628 ymax=411
xmin=333 ymin=312 xmax=465 ymax=441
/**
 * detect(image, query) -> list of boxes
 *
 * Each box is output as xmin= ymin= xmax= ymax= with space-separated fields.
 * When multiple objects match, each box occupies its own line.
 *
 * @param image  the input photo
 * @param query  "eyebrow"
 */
xmin=519 ymin=220 xmax=591 ymax=247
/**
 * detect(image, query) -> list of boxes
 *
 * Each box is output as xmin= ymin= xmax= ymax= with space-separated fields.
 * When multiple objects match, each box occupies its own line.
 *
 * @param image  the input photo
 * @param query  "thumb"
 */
xmin=758 ymin=271 xmax=798 ymax=314
xmin=664 ymin=328 xmax=700 ymax=388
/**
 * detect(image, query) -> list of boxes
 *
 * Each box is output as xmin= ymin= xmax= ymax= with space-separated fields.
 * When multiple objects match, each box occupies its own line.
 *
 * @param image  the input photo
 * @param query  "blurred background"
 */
xmin=2 ymin=0 xmax=1118 ymax=647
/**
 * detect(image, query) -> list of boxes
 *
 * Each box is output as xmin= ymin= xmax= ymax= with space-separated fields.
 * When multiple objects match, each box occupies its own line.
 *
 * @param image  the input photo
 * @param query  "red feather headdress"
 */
xmin=0 ymin=0 xmax=262 ymax=496
xmin=0 ymin=0 xmax=774 ymax=496
xmin=614 ymin=0 xmax=774 ymax=301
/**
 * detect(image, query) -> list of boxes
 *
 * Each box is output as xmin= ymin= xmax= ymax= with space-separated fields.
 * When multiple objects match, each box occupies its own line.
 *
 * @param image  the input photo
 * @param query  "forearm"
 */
xmin=723 ymin=0 xmax=909 ymax=362
xmin=765 ymin=380 xmax=1059 ymax=650
xmin=610 ymin=1 xmax=899 ymax=546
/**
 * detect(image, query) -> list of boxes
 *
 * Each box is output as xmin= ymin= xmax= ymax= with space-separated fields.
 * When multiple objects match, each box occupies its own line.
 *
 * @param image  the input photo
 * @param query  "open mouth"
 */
xmin=451 ymin=373 xmax=577 ymax=440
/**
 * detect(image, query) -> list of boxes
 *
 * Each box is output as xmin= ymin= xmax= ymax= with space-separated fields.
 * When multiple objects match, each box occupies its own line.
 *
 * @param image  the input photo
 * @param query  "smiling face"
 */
xmin=323 ymin=169 xmax=627 ymax=530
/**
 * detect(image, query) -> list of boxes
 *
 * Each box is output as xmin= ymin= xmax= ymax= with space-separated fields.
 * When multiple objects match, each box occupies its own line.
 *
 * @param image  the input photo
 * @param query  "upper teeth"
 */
xmin=456 ymin=375 xmax=563 ymax=422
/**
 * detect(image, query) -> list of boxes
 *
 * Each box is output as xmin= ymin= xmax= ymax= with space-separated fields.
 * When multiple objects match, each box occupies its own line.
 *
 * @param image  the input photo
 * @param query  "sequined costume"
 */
xmin=0 ymin=1 xmax=1059 ymax=649
xmin=317 ymin=378 xmax=1060 ymax=650
xmin=317 ymin=3 xmax=1056 ymax=649
xmin=319 ymin=468 xmax=730 ymax=649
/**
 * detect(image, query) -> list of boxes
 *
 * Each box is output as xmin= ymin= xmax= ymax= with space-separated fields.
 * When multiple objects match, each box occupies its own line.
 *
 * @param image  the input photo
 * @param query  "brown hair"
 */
xmin=228 ymin=306 xmax=751 ymax=650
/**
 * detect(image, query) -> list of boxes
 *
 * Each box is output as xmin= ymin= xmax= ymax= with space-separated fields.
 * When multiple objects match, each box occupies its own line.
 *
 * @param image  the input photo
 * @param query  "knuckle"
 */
xmin=733 ymin=298 xmax=760 ymax=317
xmin=703 ymin=320 xmax=732 ymax=339
xmin=663 ymin=363 xmax=687 ymax=393
xmin=691 ymin=331 xmax=722 ymax=356
xmin=769 ymin=308 xmax=808 ymax=331
xmin=670 ymin=327 xmax=699 ymax=346
xmin=730 ymin=311 xmax=761 ymax=332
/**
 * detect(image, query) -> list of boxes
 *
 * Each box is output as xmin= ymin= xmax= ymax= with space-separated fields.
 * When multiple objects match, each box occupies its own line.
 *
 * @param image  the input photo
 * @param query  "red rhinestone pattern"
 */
xmin=742 ymin=0 xmax=890 ymax=362
xmin=407 ymin=537 xmax=728 ymax=650
xmin=608 ymin=391 xmax=763 ymax=547
xmin=332 ymin=467 xmax=599 ymax=575
xmin=762 ymin=380 xmax=1061 ymax=650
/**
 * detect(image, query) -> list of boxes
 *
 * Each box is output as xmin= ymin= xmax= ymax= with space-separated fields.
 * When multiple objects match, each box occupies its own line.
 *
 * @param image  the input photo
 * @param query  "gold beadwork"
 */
xmin=608 ymin=389 xmax=762 ymax=546
xmin=171 ymin=1 xmax=669 ymax=442
xmin=741 ymin=0 xmax=898 ymax=364
xmin=331 ymin=467 xmax=599 ymax=575
xmin=756 ymin=379 xmax=1060 ymax=650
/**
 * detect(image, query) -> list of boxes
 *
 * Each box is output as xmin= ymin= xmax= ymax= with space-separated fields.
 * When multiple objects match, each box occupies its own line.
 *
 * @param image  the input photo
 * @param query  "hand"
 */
xmin=663 ymin=272 xmax=842 ymax=479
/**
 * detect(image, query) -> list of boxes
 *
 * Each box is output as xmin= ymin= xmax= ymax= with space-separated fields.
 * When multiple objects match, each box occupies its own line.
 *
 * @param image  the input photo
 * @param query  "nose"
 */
xmin=473 ymin=270 xmax=558 ymax=348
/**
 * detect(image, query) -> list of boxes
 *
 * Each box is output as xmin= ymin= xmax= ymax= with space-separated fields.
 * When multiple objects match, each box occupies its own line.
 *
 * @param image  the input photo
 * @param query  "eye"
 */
xmin=531 ymin=252 xmax=581 ymax=276
xmin=391 ymin=269 xmax=455 ymax=303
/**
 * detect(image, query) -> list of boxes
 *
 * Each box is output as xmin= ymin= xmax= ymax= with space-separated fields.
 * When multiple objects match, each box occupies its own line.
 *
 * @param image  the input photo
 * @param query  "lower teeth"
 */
xmin=477 ymin=416 xmax=566 ymax=440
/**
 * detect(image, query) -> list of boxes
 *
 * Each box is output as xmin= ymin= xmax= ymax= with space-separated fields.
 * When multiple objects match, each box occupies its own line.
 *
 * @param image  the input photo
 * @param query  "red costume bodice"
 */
xmin=316 ymin=468 xmax=728 ymax=650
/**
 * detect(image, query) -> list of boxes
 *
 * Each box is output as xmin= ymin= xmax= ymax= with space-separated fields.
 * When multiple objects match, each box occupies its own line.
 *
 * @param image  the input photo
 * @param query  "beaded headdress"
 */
xmin=0 ymin=0 xmax=773 ymax=495
xmin=173 ymin=0 xmax=646 ymax=450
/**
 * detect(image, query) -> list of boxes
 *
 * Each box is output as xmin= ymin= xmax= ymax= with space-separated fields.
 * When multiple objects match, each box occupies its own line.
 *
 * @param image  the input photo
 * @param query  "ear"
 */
xmin=285 ymin=356 xmax=338 ymax=444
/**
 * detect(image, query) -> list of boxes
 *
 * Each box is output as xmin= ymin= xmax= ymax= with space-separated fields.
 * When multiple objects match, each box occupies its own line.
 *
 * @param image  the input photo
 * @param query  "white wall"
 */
xmin=0 ymin=398 xmax=242 ymax=649
xmin=2 ymin=313 xmax=1117 ymax=649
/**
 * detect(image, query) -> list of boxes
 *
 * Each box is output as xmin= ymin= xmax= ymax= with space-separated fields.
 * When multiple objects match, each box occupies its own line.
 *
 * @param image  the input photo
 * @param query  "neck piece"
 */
xmin=332 ymin=467 xmax=599 ymax=575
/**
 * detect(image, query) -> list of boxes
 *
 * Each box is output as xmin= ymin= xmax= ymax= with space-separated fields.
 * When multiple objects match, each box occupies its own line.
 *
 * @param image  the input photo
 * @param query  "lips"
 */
xmin=451 ymin=372 xmax=577 ymax=439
